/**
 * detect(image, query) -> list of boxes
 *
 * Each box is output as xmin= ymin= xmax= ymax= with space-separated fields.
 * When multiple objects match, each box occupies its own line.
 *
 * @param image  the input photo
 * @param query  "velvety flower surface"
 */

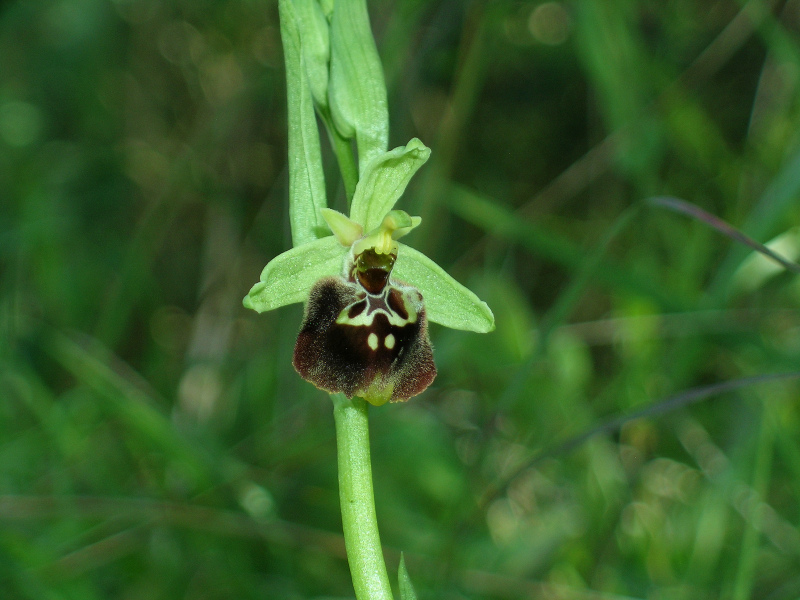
xmin=293 ymin=245 xmax=436 ymax=404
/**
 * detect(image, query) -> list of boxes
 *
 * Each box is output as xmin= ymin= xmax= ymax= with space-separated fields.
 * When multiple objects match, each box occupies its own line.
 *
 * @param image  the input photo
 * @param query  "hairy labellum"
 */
xmin=293 ymin=249 xmax=436 ymax=405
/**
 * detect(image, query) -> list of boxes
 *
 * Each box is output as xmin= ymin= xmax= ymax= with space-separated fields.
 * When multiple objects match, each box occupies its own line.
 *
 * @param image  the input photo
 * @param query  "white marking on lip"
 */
xmin=336 ymin=284 xmax=418 ymax=327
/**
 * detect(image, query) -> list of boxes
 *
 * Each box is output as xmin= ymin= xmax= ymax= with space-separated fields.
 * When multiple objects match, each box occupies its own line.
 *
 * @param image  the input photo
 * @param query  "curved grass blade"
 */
xmin=448 ymin=185 xmax=684 ymax=310
xmin=648 ymin=196 xmax=800 ymax=274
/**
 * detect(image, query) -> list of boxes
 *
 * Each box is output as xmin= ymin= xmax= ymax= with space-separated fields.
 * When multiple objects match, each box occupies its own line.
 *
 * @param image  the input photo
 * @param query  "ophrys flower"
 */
xmin=244 ymin=139 xmax=494 ymax=405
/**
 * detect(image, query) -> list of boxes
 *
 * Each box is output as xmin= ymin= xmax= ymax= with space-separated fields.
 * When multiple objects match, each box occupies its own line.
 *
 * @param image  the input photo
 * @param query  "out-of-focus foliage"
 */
xmin=2 ymin=0 xmax=800 ymax=598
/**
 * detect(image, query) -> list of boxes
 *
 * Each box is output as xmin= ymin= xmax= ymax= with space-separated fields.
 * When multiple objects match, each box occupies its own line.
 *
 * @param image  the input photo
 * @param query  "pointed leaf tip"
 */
xmin=398 ymin=553 xmax=418 ymax=600
xmin=243 ymin=282 xmax=267 ymax=311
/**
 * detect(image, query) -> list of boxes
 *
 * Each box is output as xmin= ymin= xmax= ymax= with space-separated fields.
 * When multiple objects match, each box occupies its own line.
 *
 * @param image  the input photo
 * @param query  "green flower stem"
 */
xmin=320 ymin=110 xmax=358 ymax=203
xmin=332 ymin=393 xmax=394 ymax=600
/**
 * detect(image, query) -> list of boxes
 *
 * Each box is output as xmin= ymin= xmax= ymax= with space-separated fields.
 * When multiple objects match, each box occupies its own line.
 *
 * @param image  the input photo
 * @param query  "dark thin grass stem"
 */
xmin=480 ymin=371 xmax=800 ymax=511
xmin=545 ymin=372 xmax=799 ymax=462
xmin=648 ymin=196 xmax=800 ymax=274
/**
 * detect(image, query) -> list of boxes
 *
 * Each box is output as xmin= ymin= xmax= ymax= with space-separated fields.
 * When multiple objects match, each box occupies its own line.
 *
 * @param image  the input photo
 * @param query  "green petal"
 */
xmin=350 ymin=139 xmax=431 ymax=232
xmin=393 ymin=243 xmax=495 ymax=333
xmin=279 ymin=0 xmax=328 ymax=247
xmin=243 ymin=236 xmax=344 ymax=312
xmin=321 ymin=207 xmax=363 ymax=246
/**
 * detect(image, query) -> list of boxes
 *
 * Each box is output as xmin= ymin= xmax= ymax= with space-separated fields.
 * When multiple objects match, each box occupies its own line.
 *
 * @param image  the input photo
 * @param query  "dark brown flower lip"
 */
xmin=293 ymin=274 xmax=436 ymax=406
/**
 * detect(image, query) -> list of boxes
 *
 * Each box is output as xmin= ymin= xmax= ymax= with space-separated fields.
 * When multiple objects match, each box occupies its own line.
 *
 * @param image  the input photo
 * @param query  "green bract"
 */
xmin=292 ymin=0 xmax=330 ymax=110
xmin=278 ymin=0 xmax=328 ymax=247
xmin=328 ymin=0 xmax=389 ymax=174
xmin=398 ymin=554 xmax=418 ymax=600
xmin=244 ymin=138 xmax=495 ymax=334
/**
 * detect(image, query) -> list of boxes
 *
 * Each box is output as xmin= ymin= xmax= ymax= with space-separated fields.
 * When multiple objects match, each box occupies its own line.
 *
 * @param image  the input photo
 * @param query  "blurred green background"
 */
xmin=2 ymin=0 xmax=800 ymax=598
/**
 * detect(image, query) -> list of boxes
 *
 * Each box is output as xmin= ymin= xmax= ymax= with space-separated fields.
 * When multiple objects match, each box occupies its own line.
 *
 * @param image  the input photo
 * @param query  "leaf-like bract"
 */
xmin=398 ymin=554 xmax=418 ymax=600
xmin=293 ymin=0 xmax=330 ymax=109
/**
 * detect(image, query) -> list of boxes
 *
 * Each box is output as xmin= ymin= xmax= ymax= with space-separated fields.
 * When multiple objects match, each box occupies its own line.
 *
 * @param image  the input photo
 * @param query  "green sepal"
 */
xmin=243 ymin=236 xmax=344 ymax=312
xmin=398 ymin=553 xmax=418 ymax=600
xmin=279 ymin=0 xmax=329 ymax=247
xmin=350 ymin=139 xmax=431 ymax=232
xmin=394 ymin=243 xmax=495 ymax=333
xmin=293 ymin=0 xmax=331 ymax=109
xmin=328 ymin=0 xmax=389 ymax=173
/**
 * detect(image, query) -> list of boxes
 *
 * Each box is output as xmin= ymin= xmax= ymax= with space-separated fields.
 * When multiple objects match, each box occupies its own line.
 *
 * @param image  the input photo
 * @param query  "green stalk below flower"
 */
xmin=332 ymin=394 xmax=394 ymax=600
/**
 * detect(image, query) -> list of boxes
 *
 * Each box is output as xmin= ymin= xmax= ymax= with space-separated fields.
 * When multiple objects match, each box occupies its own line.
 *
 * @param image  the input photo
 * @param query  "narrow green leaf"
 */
xmin=328 ymin=0 xmax=389 ymax=174
xmin=398 ymin=553 xmax=418 ymax=600
xmin=279 ymin=0 xmax=328 ymax=247
xmin=243 ymin=236 xmax=344 ymax=312
xmin=293 ymin=0 xmax=330 ymax=109
xmin=394 ymin=243 xmax=495 ymax=333
xmin=350 ymin=139 xmax=430 ymax=231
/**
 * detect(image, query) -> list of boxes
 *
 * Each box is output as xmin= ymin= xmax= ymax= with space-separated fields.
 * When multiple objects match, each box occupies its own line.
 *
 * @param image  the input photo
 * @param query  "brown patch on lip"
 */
xmin=354 ymin=249 xmax=397 ymax=295
xmin=348 ymin=300 xmax=367 ymax=319
xmin=387 ymin=287 xmax=409 ymax=320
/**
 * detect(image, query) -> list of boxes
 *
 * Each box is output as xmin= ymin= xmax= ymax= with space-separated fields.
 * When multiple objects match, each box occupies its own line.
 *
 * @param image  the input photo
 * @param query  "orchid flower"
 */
xmin=244 ymin=139 xmax=494 ymax=405
xmin=242 ymin=0 xmax=494 ymax=407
